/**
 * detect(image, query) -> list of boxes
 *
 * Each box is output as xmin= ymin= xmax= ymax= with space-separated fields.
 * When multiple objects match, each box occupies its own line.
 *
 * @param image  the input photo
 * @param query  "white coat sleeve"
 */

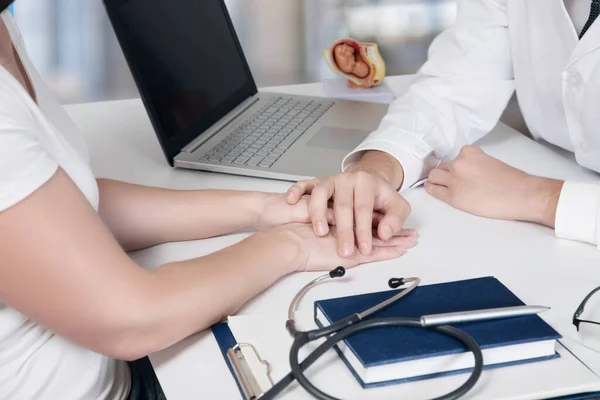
xmin=555 ymin=182 xmax=600 ymax=249
xmin=342 ymin=0 xmax=516 ymax=191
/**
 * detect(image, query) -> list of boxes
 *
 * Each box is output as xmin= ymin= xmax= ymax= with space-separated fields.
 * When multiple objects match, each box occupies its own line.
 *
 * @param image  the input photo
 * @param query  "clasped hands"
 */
xmin=259 ymin=145 xmax=563 ymax=272
xmin=255 ymin=185 xmax=417 ymax=272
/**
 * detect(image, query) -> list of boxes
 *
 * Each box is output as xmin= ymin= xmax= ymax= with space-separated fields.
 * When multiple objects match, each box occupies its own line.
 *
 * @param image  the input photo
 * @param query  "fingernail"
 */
xmin=316 ymin=222 xmax=327 ymax=235
xmin=381 ymin=225 xmax=393 ymax=240
xmin=342 ymin=243 xmax=354 ymax=257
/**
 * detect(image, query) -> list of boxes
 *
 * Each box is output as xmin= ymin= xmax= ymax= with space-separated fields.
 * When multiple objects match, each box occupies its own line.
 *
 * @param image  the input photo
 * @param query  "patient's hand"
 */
xmin=272 ymin=223 xmax=417 ymax=272
xmin=425 ymin=146 xmax=563 ymax=226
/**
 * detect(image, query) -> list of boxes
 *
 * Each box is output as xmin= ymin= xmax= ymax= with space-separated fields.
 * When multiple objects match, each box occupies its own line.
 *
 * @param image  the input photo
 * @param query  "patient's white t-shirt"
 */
xmin=0 ymin=11 xmax=129 ymax=400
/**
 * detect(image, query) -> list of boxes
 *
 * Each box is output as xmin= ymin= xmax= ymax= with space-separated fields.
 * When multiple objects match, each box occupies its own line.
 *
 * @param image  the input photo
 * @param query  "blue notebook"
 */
xmin=314 ymin=276 xmax=562 ymax=388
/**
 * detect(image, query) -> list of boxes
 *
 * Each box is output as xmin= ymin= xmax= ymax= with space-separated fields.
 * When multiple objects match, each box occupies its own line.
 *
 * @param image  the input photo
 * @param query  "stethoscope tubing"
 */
xmin=263 ymin=269 xmax=484 ymax=400
xmin=263 ymin=318 xmax=483 ymax=400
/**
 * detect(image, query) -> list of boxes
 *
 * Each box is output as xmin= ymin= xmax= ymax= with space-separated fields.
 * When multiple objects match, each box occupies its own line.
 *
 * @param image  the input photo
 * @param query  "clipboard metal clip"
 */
xmin=227 ymin=343 xmax=273 ymax=399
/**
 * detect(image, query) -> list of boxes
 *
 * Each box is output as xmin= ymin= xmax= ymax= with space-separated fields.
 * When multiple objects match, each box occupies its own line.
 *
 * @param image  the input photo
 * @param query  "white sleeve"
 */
xmin=555 ymin=181 xmax=600 ymax=249
xmin=0 ymin=92 xmax=58 ymax=213
xmin=342 ymin=0 xmax=515 ymax=191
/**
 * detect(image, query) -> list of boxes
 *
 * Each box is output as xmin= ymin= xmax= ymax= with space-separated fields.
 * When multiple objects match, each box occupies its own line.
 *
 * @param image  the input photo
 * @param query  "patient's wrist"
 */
xmin=349 ymin=150 xmax=405 ymax=190
xmin=247 ymin=191 xmax=270 ymax=230
xmin=527 ymin=177 xmax=564 ymax=228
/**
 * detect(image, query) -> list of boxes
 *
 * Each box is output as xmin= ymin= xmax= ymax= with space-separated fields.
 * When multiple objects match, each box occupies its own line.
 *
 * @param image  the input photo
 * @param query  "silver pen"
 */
xmin=420 ymin=305 xmax=550 ymax=327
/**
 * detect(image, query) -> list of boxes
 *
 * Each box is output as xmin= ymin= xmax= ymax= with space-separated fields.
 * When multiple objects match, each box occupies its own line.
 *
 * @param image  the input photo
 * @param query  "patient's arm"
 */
xmin=0 ymin=170 xmax=409 ymax=361
xmin=0 ymin=170 xmax=298 ymax=360
xmin=97 ymin=179 xmax=312 ymax=251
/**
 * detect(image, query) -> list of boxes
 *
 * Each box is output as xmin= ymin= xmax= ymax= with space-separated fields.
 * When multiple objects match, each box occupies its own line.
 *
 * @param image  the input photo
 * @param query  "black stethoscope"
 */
xmin=260 ymin=267 xmax=484 ymax=400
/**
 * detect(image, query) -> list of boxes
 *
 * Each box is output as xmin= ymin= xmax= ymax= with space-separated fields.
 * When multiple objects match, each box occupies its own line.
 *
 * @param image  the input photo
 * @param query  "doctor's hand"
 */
xmin=257 ymin=193 xmax=388 ymax=231
xmin=274 ymin=223 xmax=417 ymax=272
xmin=425 ymin=146 xmax=563 ymax=226
xmin=285 ymin=151 xmax=411 ymax=258
xmin=256 ymin=193 xmax=335 ymax=231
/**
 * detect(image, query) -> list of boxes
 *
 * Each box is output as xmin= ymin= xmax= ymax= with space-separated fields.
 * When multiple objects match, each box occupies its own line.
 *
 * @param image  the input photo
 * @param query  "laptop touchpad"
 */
xmin=307 ymin=126 xmax=369 ymax=151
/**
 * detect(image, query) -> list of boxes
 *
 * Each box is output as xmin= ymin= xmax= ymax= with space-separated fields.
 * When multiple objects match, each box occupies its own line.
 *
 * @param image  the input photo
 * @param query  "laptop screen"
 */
xmin=103 ymin=0 xmax=257 ymax=164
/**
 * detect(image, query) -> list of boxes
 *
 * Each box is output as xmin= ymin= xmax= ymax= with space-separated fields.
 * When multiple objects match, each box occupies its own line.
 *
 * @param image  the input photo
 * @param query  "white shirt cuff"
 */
xmin=341 ymin=137 xmax=439 ymax=192
xmin=555 ymin=181 xmax=600 ymax=249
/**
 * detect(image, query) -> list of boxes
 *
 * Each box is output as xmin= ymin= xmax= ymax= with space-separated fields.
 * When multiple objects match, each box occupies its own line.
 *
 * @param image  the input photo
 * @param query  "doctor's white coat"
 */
xmin=344 ymin=0 xmax=600 ymax=248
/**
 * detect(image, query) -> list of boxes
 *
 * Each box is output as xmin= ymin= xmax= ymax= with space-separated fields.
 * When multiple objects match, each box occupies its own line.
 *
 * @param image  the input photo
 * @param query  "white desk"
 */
xmin=65 ymin=76 xmax=600 ymax=400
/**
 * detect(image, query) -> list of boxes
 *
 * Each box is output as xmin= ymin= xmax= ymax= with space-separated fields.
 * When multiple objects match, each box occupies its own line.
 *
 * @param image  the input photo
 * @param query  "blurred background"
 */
xmin=12 ymin=0 xmax=457 ymax=105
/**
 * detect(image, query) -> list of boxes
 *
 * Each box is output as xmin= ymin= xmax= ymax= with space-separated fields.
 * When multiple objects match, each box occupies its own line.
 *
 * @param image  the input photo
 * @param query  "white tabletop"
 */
xmin=65 ymin=75 xmax=600 ymax=400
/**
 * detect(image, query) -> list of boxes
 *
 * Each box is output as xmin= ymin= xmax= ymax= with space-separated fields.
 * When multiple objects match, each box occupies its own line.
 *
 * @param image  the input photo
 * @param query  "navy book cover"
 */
xmin=314 ymin=276 xmax=561 ymax=368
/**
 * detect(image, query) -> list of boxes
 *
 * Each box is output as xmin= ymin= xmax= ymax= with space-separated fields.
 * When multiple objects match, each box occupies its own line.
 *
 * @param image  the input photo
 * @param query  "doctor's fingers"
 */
xmin=376 ymin=194 xmax=411 ymax=242
xmin=286 ymin=179 xmax=319 ymax=205
xmin=332 ymin=181 xmax=356 ymax=258
xmin=424 ymin=181 xmax=451 ymax=204
xmin=328 ymin=212 xmax=414 ymax=234
xmin=354 ymin=179 xmax=377 ymax=255
xmin=428 ymin=168 xmax=452 ymax=186
xmin=307 ymin=179 xmax=335 ymax=237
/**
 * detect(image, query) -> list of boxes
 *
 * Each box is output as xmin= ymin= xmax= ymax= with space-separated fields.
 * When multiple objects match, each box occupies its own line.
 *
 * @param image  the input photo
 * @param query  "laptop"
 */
xmin=103 ymin=0 xmax=390 ymax=181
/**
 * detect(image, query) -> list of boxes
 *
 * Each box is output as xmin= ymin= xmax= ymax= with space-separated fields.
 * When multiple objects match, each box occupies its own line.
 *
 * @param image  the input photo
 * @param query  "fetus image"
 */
xmin=333 ymin=42 xmax=369 ymax=78
xmin=324 ymin=38 xmax=386 ymax=88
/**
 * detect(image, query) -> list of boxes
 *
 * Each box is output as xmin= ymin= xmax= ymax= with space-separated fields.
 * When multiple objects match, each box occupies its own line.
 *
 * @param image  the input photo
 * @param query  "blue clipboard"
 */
xmin=212 ymin=322 xmax=274 ymax=400
xmin=212 ymin=323 xmax=248 ymax=399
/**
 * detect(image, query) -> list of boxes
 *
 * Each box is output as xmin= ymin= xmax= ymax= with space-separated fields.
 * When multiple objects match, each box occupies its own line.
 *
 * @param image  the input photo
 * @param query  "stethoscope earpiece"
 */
xmin=388 ymin=277 xmax=405 ymax=289
xmin=329 ymin=266 xmax=346 ymax=278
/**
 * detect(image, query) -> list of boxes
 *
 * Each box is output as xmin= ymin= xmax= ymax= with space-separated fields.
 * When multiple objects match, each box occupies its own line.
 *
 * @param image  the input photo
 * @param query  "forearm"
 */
xmin=1 ymin=169 xmax=300 ymax=362
xmin=110 ymin=230 xmax=301 ymax=360
xmin=97 ymin=179 xmax=266 ymax=250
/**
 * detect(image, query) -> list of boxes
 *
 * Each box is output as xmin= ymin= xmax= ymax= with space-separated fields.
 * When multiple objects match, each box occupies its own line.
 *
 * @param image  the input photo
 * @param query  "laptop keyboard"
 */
xmin=201 ymin=97 xmax=334 ymax=168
